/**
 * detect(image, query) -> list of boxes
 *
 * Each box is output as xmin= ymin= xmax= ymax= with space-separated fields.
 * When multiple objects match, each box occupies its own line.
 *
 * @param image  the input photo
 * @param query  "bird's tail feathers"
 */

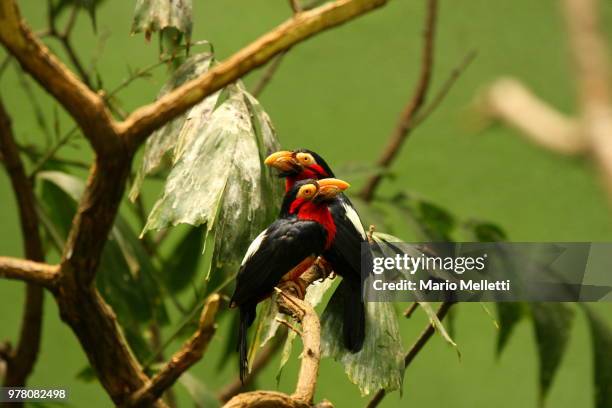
xmin=238 ymin=305 xmax=255 ymax=383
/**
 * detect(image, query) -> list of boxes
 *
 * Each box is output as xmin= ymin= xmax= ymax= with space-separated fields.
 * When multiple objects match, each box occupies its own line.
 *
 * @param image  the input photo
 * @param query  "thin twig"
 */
xmin=126 ymin=295 xmax=221 ymax=408
xmin=412 ymin=50 xmax=477 ymax=128
xmin=251 ymin=52 xmax=288 ymax=98
xmin=403 ymin=302 xmax=419 ymax=318
xmin=276 ymin=317 xmax=304 ymax=336
xmin=359 ymin=0 xmax=437 ymax=202
xmin=0 ymin=101 xmax=49 ymax=392
xmin=47 ymin=4 xmax=92 ymax=88
xmin=28 ymin=126 xmax=79 ymax=177
xmin=366 ymin=302 xmax=455 ymax=408
xmin=289 ymin=0 xmax=303 ymax=13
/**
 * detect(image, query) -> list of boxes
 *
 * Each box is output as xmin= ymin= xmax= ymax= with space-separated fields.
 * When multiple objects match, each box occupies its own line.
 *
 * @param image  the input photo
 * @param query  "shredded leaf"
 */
xmin=131 ymin=0 xmax=193 ymax=42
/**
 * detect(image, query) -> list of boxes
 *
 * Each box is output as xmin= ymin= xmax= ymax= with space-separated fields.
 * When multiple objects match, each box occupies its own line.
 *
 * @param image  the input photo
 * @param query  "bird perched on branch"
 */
xmin=265 ymin=149 xmax=369 ymax=354
xmin=230 ymin=178 xmax=350 ymax=382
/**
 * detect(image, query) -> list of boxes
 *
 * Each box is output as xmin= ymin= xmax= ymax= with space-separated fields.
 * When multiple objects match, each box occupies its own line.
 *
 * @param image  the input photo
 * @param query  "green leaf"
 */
xmin=495 ymin=302 xmax=525 ymax=356
xmin=465 ymin=220 xmax=508 ymax=242
xmin=75 ymin=365 xmax=96 ymax=382
xmin=530 ymin=303 xmax=575 ymax=401
xmin=582 ymin=306 xmax=612 ymax=408
xmin=137 ymin=54 xmax=282 ymax=284
xmin=36 ymin=171 xmax=168 ymax=352
xmin=391 ymin=193 xmax=456 ymax=241
xmin=321 ymin=299 xmax=404 ymax=396
xmin=418 ymin=301 xmax=460 ymax=357
xmin=160 ymin=225 xmax=204 ymax=293
xmin=131 ymin=0 xmax=193 ymax=43
xmin=130 ymin=53 xmax=214 ymax=198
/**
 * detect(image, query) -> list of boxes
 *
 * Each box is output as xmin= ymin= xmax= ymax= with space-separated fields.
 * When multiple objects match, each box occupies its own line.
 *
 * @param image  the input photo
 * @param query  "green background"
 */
xmin=1 ymin=0 xmax=612 ymax=407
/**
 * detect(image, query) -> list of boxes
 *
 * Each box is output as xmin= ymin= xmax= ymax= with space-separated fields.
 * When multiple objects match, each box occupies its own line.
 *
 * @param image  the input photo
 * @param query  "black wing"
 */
xmin=325 ymin=195 xmax=370 ymax=279
xmin=231 ymin=217 xmax=327 ymax=307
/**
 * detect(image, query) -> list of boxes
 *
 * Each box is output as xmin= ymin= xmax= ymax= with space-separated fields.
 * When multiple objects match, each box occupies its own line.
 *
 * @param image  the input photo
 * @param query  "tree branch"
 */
xmin=118 ymin=0 xmax=388 ymax=150
xmin=477 ymin=78 xmax=586 ymax=155
xmin=126 ymin=294 xmax=221 ymax=408
xmin=359 ymin=0 xmax=437 ymax=202
xmin=0 ymin=257 xmax=59 ymax=288
xmin=0 ymin=100 xmax=49 ymax=390
xmin=562 ymin=0 xmax=612 ymax=200
xmin=218 ymin=329 xmax=288 ymax=403
xmin=223 ymin=261 xmax=331 ymax=408
xmin=44 ymin=4 xmax=92 ymax=88
xmin=0 ymin=0 xmax=119 ymax=155
xmin=365 ymin=301 xmax=454 ymax=408
xmin=0 ymin=0 xmax=389 ymax=405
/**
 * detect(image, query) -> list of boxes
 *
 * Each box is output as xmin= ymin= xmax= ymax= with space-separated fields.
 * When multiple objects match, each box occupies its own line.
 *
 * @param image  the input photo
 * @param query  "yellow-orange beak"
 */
xmin=316 ymin=178 xmax=350 ymax=199
xmin=264 ymin=151 xmax=298 ymax=172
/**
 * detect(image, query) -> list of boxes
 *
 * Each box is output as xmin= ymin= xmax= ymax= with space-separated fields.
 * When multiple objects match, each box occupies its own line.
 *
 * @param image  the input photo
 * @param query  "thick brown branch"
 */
xmin=127 ymin=294 xmax=221 ymax=408
xmin=119 ymin=0 xmax=388 ymax=150
xmin=365 ymin=301 xmax=454 ymax=408
xmin=0 ymin=257 xmax=59 ymax=288
xmin=359 ymin=0 xmax=437 ymax=202
xmin=0 ymin=100 xmax=49 ymax=390
xmin=0 ymin=0 xmax=119 ymax=155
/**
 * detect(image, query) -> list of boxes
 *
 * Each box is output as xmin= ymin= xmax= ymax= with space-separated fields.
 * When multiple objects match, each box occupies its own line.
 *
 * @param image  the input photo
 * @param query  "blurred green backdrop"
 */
xmin=1 ymin=0 xmax=612 ymax=407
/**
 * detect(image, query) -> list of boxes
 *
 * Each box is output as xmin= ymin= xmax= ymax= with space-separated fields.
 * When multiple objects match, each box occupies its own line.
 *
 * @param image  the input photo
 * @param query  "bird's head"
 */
xmin=264 ymin=149 xmax=335 ymax=190
xmin=281 ymin=178 xmax=350 ymax=215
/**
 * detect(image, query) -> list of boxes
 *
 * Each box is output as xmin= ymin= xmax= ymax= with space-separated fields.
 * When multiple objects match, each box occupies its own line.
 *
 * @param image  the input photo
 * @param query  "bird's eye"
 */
xmin=298 ymin=185 xmax=317 ymax=198
xmin=296 ymin=152 xmax=315 ymax=165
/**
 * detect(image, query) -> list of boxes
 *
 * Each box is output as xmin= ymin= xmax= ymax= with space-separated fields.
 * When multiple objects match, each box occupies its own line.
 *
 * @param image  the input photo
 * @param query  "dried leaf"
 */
xmin=131 ymin=0 xmax=193 ymax=42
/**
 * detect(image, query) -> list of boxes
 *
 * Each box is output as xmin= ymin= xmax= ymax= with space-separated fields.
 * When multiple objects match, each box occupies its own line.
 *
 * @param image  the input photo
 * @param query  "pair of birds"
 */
xmin=230 ymin=149 xmax=369 ymax=381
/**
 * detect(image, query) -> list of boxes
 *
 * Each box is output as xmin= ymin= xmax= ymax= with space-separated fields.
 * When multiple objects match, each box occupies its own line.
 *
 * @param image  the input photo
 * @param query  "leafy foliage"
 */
xmin=36 ymin=170 xmax=168 ymax=360
xmin=583 ymin=306 xmax=612 ymax=408
xmin=495 ymin=302 xmax=525 ymax=356
xmin=134 ymin=52 xmax=283 ymax=286
xmin=530 ymin=303 xmax=575 ymax=401
xmin=418 ymin=301 xmax=460 ymax=357
xmin=320 ymin=296 xmax=405 ymax=396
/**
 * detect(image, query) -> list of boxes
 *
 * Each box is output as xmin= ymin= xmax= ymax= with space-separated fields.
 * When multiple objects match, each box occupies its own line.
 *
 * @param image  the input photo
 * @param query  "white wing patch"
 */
xmin=241 ymin=229 xmax=267 ymax=265
xmin=342 ymin=202 xmax=366 ymax=238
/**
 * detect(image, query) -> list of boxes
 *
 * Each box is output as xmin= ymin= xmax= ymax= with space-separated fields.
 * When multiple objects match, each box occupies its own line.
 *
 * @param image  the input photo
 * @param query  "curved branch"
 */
xmin=118 ymin=0 xmax=388 ymax=150
xmin=0 ymin=100 xmax=48 ymax=389
xmin=218 ymin=329 xmax=288 ymax=403
xmin=479 ymin=78 xmax=586 ymax=155
xmin=126 ymin=294 xmax=221 ymax=408
xmin=0 ymin=257 xmax=59 ymax=289
xmin=562 ymin=0 xmax=612 ymax=200
xmin=359 ymin=0 xmax=437 ymax=202
xmin=223 ymin=275 xmax=327 ymax=408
